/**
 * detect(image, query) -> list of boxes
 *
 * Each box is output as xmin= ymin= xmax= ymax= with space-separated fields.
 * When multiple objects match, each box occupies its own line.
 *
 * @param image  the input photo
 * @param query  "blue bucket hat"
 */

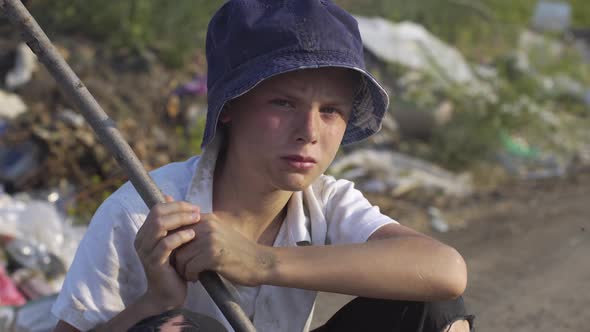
xmin=202 ymin=0 xmax=390 ymax=148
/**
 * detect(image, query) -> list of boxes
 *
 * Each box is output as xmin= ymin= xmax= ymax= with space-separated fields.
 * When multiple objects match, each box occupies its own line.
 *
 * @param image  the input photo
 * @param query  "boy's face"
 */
xmin=221 ymin=67 xmax=356 ymax=191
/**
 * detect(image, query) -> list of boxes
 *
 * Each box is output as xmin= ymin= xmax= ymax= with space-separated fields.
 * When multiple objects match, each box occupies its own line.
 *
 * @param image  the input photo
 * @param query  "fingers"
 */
xmin=151 ymin=228 xmax=196 ymax=266
xmin=179 ymin=253 xmax=207 ymax=281
xmin=175 ymin=236 xmax=218 ymax=282
xmin=174 ymin=218 xmax=222 ymax=280
xmin=137 ymin=210 xmax=200 ymax=253
xmin=135 ymin=195 xmax=200 ymax=256
xmin=152 ymin=196 xmax=199 ymax=218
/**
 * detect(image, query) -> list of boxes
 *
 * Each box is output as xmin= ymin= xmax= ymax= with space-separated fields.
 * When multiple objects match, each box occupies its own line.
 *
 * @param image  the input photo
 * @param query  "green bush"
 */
xmin=29 ymin=0 xmax=224 ymax=67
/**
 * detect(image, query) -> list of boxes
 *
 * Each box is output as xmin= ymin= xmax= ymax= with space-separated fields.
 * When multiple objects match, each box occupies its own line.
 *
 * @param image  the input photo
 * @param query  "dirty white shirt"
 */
xmin=51 ymin=137 xmax=397 ymax=332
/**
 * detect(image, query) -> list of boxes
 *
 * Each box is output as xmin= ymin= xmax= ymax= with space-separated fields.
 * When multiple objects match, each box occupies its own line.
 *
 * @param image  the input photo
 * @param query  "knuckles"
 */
xmin=136 ymin=212 xmax=234 ymax=281
xmin=153 ymin=219 xmax=167 ymax=233
xmin=151 ymin=204 xmax=166 ymax=217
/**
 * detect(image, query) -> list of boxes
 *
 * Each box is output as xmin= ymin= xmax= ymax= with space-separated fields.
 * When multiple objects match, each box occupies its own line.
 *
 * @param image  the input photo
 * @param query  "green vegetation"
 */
xmin=337 ymin=0 xmax=590 ymax=59
xmin=30 ymin=0 xmax=224 ymax=67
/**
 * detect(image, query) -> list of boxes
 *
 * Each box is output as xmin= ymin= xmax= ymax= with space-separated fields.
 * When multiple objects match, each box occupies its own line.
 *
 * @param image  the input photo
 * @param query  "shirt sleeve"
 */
xmin=322 ymin=176 xmax=398 ymax=245
xmin=51 ymin=197 xmax=147 ymax=331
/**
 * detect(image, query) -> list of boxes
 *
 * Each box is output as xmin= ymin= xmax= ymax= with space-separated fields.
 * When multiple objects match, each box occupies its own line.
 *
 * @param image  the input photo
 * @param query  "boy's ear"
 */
xmin=219 ymin=104 xmax=233 ymax=124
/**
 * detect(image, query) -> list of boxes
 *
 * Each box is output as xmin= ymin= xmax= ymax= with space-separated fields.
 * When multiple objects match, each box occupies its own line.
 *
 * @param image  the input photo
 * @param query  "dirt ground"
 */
xmin=312 ymin=168 xmax=590 ymax=331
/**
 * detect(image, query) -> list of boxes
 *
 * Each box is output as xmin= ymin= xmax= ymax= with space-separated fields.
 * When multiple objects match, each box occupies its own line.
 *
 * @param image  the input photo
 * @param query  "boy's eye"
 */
xmin=270 ymin=99 xmax=294 ymax=108
xmin=321 ymin=106 xmax=340 ymax=114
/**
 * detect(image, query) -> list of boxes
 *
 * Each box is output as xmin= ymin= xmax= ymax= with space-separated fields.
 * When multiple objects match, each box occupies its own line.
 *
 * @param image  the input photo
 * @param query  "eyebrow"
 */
xmin=266 ymin=87 xmax=352 ymax=106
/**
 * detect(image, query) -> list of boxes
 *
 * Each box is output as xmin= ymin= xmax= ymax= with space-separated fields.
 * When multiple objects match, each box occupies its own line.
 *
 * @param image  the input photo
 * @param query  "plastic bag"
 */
xmin=13 ymin=295 xmax=58 ymax=332
xmin=0 ymin=192 xmax=87 ymax=275
xmin=0 ymin=266 xmax=26 ymax=306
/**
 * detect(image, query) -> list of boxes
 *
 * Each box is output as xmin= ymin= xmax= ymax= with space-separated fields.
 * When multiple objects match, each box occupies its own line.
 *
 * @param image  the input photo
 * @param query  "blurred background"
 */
xmin=0 ymin=0 xmax=588 ymax=331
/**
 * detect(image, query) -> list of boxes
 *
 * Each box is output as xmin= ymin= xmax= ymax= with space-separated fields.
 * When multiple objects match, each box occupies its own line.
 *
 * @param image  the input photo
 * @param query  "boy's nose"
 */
xmin=295 ymin=107 xmax=319 ymax=144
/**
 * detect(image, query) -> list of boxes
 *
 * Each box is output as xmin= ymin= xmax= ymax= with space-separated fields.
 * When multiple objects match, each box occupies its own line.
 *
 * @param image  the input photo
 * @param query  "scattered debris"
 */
xmin=0 ymin=192 xmax=86 ymax=270
xmin=532 ymin=1 xmax=571 ymax=33
xmin=0 ymin=266 xmax=26 ymax=306
xmin=0 ymin=140 xmax=44 ymax=191
xmin=0 ymin=90 xmax=27 ymax=120
xmin=355 ymin=16 xmax=477 ymax=84
xmin=0 ymin=190 xmax=85 ymax=329
xmin=518 ymin=30 xmax=565 ymax=65
xmin=549 ymin=74 xmax=588 ymax=102
xmin=55 ymin=109 xmax=85 ymax=128
xmin=12 ymin=294 xmax=59 ymax=332
xmin=174 ymin=74 xmax=207 ymax=97
xmin=4 ymin=43 xmax=38 ymax=90
xmin=497 ymin=132 xmax=568 ymax=180
xmin=391 ymin=100 xmax=454 ymax=141
xmin=330 ymin=149 xmax=473 ymax=197
xmin=428 ymin=207 xmax=449 ymax=233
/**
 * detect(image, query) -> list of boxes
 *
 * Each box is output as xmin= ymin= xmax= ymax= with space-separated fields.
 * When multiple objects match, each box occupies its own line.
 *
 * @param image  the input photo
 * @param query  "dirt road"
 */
xmin=312 ymin=170 xmax=590 ymax=331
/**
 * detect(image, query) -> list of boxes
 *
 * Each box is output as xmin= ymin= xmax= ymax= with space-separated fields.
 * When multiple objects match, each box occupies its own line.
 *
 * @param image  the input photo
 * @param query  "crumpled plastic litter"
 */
xmin=0 ymin=90 xmax=27 ymax=120
xmin=6 ymin=239 xmax=65 ymax=280
xmin=174 ymin=75 xmax=207 ymax=97
xmin=0 ymin=307 xmax=16 ymax=331
xmin=428 ymin=207 xmax=449 ymax=233
xmin=355 ymin=16 xmax=477 ymax=84
xmin=330 ymin=149 xmax=472 ymax=197
xmin=0 ymin=140 xmax=44 ymax=191
xmin=5 ymin=43 xmax=38 ymax=90
xmin=532 ymin=1 xmax=571 ymax=33
xmin=0 ymin=190 xmax=87 ymax=276
xmin=0 ymin=266 xmax=26 ymax=306
xmin=13 ymin=295 xmax=59 ymax=332
xmin=10 ymin=268 xmax=57 ymax=301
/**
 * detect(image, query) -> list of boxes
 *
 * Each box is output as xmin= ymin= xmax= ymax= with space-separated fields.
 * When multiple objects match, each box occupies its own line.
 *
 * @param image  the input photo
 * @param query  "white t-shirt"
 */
xmin=51 ymin=136 xmax=397 ymax=332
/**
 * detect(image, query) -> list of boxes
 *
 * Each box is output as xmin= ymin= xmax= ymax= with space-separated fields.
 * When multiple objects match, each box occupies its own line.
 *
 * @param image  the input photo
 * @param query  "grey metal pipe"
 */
xmin=0 ymin=1 xmax=255 ymax=331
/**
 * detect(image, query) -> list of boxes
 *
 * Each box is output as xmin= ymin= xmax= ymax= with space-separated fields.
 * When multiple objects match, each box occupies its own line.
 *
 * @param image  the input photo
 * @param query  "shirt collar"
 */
xmin=185 ymin=134 xmax=222 ymax=213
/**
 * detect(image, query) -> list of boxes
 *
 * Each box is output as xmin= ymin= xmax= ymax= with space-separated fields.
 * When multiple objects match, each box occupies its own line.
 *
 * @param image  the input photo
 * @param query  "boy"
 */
xmin=52 ymin=1 xmax=474 ymax=331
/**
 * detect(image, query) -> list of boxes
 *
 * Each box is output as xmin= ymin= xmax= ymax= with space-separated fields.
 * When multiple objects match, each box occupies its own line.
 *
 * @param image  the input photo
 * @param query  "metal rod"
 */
xmin=0 ymin=1 xmax=255 ymax=331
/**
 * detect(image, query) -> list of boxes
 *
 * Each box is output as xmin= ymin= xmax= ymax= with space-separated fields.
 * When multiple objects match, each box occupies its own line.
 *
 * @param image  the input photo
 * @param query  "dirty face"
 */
xmin=220 ymin=67 xmax=357 ymax=191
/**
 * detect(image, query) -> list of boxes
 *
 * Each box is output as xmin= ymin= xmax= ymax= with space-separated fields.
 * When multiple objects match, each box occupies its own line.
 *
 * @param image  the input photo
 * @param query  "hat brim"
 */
xmin=202 ymin=49 xmax=389 ymax=147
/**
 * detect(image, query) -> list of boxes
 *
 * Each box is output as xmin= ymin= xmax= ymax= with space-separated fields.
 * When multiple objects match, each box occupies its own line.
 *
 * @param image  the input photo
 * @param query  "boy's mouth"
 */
xmin=281 ymin=155 xmax=317 ymax=171
xmin=281 ymin=155 xmax=317 ymax=163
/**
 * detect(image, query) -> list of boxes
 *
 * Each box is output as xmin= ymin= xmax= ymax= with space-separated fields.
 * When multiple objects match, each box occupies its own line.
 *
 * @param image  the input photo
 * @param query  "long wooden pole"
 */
xmin=0 ymin=1 xmax=255 ymax=331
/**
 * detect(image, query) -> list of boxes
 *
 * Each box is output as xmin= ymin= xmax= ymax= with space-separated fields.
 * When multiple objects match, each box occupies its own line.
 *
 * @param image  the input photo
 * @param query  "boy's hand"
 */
xmin=174 ymin=213 xmax=275 ymax=287
xmin=134 ymin=195 xmax=201 ymax=311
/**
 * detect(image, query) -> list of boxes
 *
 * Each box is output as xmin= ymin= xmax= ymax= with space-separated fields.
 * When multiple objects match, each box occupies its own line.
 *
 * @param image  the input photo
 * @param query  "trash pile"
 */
xmin=341 ymin=7 xmax=590 ymax=186
xmin=328 ymin=3 xmax=590 ymax=231
xmin=330 ymin=149 xmax=472 ymax=198
xmin=0 ymin=190 xmax=86 ymax=331
xmin=0 ymin=29 xmax=210 ymax=219
xmin=0 ymin=30 xmax=206 ymax=330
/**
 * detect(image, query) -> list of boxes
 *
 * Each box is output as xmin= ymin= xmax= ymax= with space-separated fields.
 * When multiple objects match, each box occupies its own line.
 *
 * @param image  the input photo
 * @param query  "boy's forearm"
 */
xmin=263 ymin=237 xmax=467 ymax=301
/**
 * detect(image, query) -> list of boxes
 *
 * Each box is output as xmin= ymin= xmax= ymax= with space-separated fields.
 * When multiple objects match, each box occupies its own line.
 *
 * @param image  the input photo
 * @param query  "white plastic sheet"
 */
xmin=532 ymin=1 xmax=571 ymax=33
xmin=0 ymin=90 xmax=27 ymax=120
xmin=0 ymin=192 xmax=86 ymax=271
xmin=355 ymin=16 xmax=477 ymax=84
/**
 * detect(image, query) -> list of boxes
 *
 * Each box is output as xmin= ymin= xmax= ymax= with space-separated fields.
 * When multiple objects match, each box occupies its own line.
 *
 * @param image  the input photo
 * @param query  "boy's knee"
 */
xmin=424 ymin=297 xmax=475 ymax=332
xmin=128 ymin=309 xmax=227 ymax=332
xmin=443 ymin=318 xmax=471 ymax=332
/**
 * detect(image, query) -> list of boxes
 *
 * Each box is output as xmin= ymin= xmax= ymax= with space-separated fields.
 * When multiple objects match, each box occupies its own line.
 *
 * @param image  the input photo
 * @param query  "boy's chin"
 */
xmin=279 ymin=174 xmax=315 ymax=192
